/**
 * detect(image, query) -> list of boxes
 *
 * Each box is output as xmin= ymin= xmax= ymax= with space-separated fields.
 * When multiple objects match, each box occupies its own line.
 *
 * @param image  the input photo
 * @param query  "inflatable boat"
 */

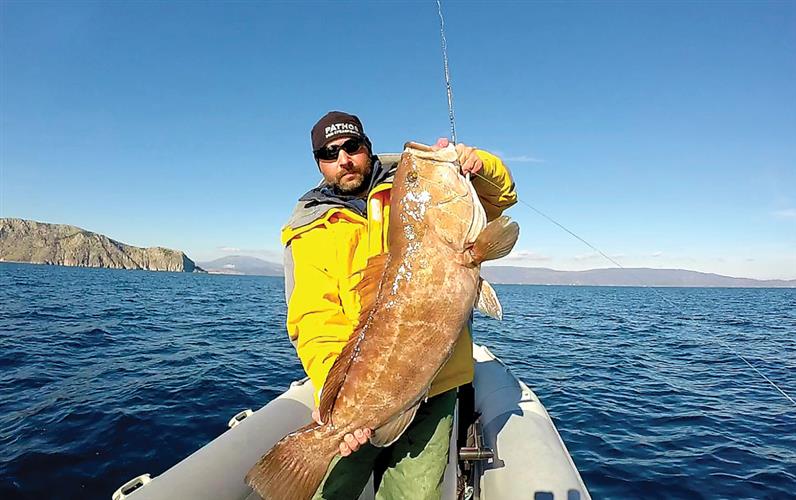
xmin=114 ymin=344 xmax=590 ymax=500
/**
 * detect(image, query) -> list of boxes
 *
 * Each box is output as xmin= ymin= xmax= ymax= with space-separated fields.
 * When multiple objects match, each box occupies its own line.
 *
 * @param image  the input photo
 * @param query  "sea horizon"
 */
xmin=2 ymin=261 xmax=794 ymax=289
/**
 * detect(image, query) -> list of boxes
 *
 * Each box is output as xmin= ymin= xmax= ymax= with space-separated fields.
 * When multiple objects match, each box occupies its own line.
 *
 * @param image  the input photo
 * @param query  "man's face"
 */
xmin=317 ymin=136 xmax=372 ymax=196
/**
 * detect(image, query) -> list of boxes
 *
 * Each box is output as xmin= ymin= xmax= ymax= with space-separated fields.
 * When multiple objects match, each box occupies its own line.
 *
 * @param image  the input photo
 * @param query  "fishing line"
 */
xmin=436 ymin=0 xmax=457 ymax=145
xmin=433 ymin=0 xmax=794 ymax=407
xmin=472 ymin=172 xmax=796 ymax=408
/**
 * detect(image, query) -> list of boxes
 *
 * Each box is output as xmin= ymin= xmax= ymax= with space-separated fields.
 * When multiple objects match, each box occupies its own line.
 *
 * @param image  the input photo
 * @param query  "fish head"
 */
xmin=392 ymin=142 xmax=487 ymax=253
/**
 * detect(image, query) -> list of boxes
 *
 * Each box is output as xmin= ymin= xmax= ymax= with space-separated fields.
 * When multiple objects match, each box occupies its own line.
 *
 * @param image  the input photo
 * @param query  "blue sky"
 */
xmin=2 ymin=1 xmax=794 ymax=279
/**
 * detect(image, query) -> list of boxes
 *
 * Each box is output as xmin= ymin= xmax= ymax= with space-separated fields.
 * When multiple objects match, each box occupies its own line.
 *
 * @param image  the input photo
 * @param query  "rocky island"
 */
xmin=0 ymin=218 xmax=202 ymax=272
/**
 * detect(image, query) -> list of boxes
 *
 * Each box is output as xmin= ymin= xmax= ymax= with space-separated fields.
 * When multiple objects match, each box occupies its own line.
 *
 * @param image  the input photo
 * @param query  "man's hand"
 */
xmin=312 ymin=407 xmax=372 ymax=457
xmin=433 ymin=137 xmax=484 ymax=175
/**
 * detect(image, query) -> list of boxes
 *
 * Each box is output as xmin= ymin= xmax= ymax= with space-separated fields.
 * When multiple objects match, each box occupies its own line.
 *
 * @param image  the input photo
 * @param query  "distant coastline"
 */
xmin=0 ymin=260 xmax=205 ymax=273
xmin=481 ymin=266 xmax=796 ymax=288
xmin=196 ymin=255 xmax=282 ymax=276
xmin=0 ymin=218 xmax=203 ymax=273
xmin=4 ymin=259 xmax=793 ymax=288
xmin=196 ymin=256 xmax=794 ymax=288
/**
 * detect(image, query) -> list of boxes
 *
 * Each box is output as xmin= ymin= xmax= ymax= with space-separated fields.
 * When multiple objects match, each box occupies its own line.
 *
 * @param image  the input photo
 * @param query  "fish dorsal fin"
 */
xmin=475 ymin=277 xmax=503 ymax=320
xmin=318 ymin=253 xmax=389 ymax=424
xmin=469 ymin=216 xmax=519 ymax=265
xmin=371 ymin=399 xmax=423 ymax=447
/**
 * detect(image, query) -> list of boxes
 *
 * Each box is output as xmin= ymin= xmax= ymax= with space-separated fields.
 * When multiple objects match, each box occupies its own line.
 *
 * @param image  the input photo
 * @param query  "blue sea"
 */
xmin=1 ymin=262 xmax=794 ymax=499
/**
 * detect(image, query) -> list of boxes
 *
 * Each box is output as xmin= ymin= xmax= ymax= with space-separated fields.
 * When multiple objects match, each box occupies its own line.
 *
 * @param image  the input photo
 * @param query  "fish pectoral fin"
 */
xmin=371 ymin=400 xmax=422 ymax=447
xmin=352 ymin=253 xmax=389 ymax=306
xmin=469 ymin=216 xmax=520 ymax=264
xmin=475 ymin=277 xmax=503 ymax=320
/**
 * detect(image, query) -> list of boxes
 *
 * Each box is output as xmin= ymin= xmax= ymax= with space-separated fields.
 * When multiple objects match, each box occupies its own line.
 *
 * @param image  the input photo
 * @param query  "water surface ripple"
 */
xmin=1 ymin=263 xmax=794 ymax=499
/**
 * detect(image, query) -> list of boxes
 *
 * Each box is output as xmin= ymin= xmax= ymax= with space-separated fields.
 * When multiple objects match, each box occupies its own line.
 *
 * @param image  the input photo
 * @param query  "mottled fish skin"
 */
xmin=245 ymin=142 xmax=515 ymax=500
xmin=326 ymin=142 xmax=485 ymax=430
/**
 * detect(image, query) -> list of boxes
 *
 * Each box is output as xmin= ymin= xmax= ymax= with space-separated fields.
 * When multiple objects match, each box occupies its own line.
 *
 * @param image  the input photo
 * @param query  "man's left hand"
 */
xmin=312 ymin=407 xmax=372 ymax=457
xmin=433 ymin=137 xmax=484 ymax=175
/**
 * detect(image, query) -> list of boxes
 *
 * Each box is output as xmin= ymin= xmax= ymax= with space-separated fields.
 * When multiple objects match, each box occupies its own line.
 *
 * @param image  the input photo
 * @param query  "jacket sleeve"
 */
xmin=283 ymin=230 xmax=354 ymax=404
xmin=473 ymin=150 xmax=518 ymax=221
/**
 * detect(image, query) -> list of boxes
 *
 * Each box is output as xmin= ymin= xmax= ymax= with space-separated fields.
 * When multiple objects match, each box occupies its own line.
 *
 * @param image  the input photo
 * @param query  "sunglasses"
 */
xmin=314 ymin=137 xmax=366 ymax=161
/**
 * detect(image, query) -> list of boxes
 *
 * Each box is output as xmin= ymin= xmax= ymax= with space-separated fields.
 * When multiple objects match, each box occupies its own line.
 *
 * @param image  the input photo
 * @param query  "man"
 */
xmin=281 ymin=111 xmax=517 ymax=499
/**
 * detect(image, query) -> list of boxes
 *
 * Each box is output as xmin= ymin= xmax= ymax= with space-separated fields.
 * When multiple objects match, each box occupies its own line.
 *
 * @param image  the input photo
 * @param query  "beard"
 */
xmin=333 ymin=156 xmax=372 ymax=196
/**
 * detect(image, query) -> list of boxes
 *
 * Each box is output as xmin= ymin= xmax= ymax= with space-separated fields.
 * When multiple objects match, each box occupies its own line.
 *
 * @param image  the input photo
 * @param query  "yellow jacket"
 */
xmin=281 ymin=150 xmax=517 ymax=404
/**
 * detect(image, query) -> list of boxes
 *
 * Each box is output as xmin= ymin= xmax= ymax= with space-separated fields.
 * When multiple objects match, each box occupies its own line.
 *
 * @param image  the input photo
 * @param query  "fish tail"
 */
xmin=245 ymin=422 xmax=338 ymax=500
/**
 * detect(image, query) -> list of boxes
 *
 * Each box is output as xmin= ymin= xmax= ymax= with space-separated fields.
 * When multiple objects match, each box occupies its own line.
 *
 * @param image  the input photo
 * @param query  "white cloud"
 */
xmin=227 ymin=248 xmax=282 ymax=262
xmin=525 ymin=252 xmax=795 ymax=280
xmin=505 ymin=249 xmax=550 ymax=261
xmin=504 ymin=155 xmax=545 ymax=164
xmin=223 ymin=264 xmax=236 ymax=269
xmin=196 ymin=246 xmax=282 ymax=263
xmin=651 ymin=251 xmax=663 ymax=257
xmin=772 ymin=208 xmax=796 ymax=219
xmin=245 ymin=248 xmax=283 ymax=261
xmin=216 ymin=246 xmax=281 ymax=260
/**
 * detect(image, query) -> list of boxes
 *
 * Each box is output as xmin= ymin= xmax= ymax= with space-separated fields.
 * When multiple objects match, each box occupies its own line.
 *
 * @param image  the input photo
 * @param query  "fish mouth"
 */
xmin=404 ymin=141 xmax=436 ymax=152
xmin=404 ymin=141 xmax=458 ymax=163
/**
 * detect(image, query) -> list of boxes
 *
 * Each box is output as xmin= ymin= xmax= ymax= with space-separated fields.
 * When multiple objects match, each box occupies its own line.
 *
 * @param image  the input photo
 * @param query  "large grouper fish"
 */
xmin=245 ymin=141 xmax=519 ymax=499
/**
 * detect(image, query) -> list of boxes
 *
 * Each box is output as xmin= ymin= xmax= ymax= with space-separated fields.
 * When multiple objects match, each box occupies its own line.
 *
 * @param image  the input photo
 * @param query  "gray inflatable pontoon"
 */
xmin=114 ymin=344 xmax=590 ymax=500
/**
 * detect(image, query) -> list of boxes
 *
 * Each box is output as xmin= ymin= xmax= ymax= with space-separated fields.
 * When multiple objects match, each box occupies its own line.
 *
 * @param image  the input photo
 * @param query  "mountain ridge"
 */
xmin=197 ymin=255 xmax=282 ymax=276
xmin=481 ymin=265 xmax=795 ymax=287
xmin=0 ymin=218 xmax=201 ymax=273
xmin=198 ymin=255 xmax=795 ymax=287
